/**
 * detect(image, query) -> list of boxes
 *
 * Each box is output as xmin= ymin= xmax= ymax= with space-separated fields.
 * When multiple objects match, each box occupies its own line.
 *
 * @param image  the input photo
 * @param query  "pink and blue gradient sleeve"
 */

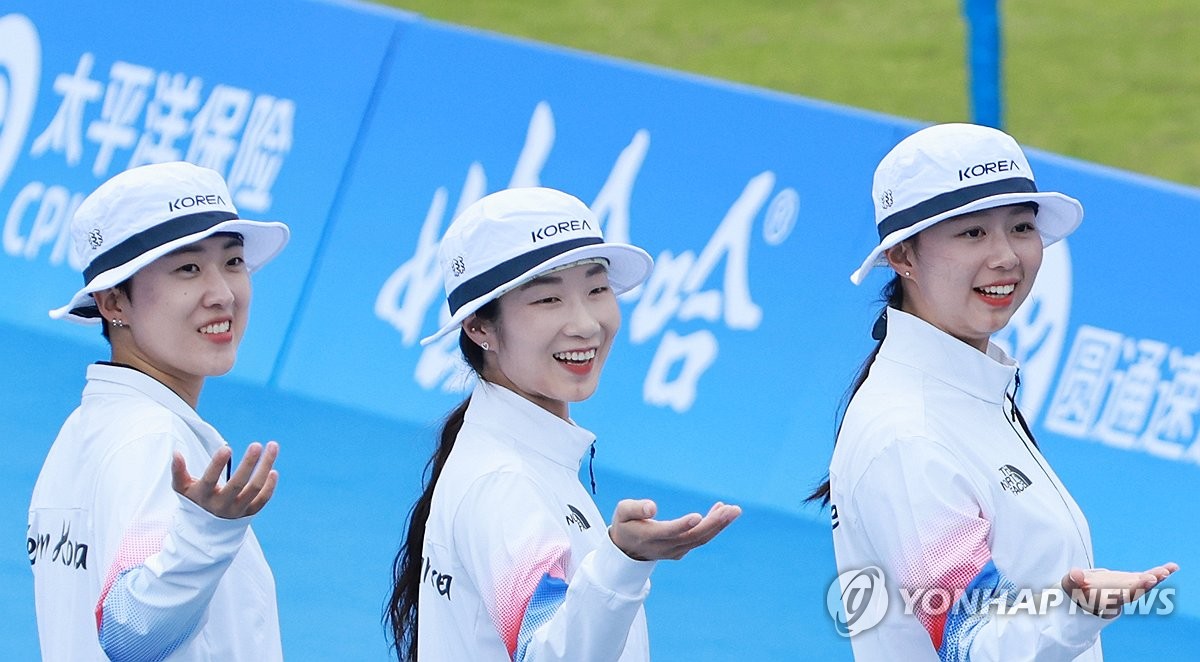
xmin=492 ymin=543 xmax=570 ymax=659
xmin=94 ymin=497 xmax=249 ymax=661
xmin=515 ymin=573 xmax=570 ymax=659
xmin=937 ymin=560 xmax=1018 ymax=661
xmin=95 ymin=519 xmax=197 ymax=661
xmin=851 ymin=437 xmax=1106 ymax=661
xmin=459 ymin=473 xmax=653 ymax=662
xmin=93 ymin=439 xmax=250 ymax=661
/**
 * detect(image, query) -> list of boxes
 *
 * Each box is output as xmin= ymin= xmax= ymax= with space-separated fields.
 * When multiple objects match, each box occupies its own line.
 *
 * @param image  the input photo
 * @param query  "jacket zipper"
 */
xmin=1003 ymin=383 xmax=1094 ymax=568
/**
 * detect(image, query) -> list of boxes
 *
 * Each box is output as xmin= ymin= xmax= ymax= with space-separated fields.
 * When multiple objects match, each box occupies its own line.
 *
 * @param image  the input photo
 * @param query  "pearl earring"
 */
xmin=904 ymin=271 xmax=911 ymax=278
xmin=481 ymin=341 xmax=490 ymax=351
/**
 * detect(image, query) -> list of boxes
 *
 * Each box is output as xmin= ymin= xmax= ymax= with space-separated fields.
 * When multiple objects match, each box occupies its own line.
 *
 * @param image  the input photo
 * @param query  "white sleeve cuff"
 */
xmin=591 ymin=533 xmax=656 ymax=597
xmin=1057 ymin=598 xmax=1117 ymax=643
xmin=172 ymin=493 xmax=250 ymax=559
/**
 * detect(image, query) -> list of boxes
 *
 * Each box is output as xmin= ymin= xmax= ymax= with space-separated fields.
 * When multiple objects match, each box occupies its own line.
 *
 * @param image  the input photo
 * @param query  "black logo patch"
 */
xmin=88 ymin=228 xmax=103 ymax=250
xmin=565 ymin=504 xmax=591 ymax=531
xmin=999 ymin=464 xmax=1032 ymax=494
xmin=451 ymin=255 xmax=466 ymax=277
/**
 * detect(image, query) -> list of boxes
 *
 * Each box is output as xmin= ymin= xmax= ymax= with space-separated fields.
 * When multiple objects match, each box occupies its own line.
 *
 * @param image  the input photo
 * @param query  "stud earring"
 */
xmin=111 ymin=319 xmax=125 ymax=328
xmin=481 ymin=341 xmax=490 ymax=351
xmin=904 ymin=271 xmax=911 ymax=278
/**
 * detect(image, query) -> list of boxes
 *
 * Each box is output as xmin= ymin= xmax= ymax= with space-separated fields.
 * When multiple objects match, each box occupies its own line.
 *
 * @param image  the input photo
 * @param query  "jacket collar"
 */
xmin=878 ymin=307 xmax=1017 ymax=404
xmin=464 ymin=381 xmax=596 ymax=469
xmin=83 ymin=363 xmax=226 ymax=455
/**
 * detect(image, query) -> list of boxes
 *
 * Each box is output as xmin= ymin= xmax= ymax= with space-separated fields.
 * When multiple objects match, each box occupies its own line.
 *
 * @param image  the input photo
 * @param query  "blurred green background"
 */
xmin=379 ymin=0 xmax=1200 ymax=187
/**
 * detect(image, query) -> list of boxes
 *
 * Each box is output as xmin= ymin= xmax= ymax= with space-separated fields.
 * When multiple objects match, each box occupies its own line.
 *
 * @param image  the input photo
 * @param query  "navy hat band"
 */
xmin=876 ymin=177 xmax=1037 ymax=241
xmin=447 ymin=236 xmax=603 ymax=315
xmin=82 ymin=210 xmax=239 ymax=284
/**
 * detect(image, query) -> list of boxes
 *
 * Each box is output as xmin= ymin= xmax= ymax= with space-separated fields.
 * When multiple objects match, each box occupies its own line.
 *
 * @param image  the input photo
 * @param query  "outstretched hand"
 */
xmin=608 ymin=499 xmax=741 ymax=561
xmin=171 ymin=442 xmax=280 ymax=520
xmin=1061 ymin=562 xmax=1179 ymax=617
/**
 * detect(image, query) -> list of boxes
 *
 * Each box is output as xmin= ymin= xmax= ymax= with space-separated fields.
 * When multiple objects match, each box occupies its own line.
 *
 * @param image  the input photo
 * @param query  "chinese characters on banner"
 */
xmin=5 ymin=47 xmax=294 ymax=270
xmin=1045 ymin=325 xmax=1200 ymax=464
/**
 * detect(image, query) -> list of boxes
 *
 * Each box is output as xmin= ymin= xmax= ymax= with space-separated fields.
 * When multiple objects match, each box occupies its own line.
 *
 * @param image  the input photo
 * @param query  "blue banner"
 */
xmin=267 ymin=13 xmax=1200 ymax=625
xmin=274 ymin=17 xmax=912 ymax=511
xmin=0 ymin=1 xmax=402 ymax=382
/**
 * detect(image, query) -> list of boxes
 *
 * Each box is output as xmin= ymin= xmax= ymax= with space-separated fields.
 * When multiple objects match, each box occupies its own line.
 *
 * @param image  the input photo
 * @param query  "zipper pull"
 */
xmin=1011 ymin=369 xmax=1021 ymax=422
xmin=588 ymin=442 xmax=597 ymax=495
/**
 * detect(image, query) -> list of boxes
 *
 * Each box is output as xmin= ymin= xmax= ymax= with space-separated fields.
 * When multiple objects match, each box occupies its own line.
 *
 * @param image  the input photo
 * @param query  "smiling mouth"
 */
xmin=553 ymin=349 xmax=596 ymax=365
xmin=975 ymin=283 xmax=1016 ymax=298
xmin=199 ymin=320 xmax=231 ymax=335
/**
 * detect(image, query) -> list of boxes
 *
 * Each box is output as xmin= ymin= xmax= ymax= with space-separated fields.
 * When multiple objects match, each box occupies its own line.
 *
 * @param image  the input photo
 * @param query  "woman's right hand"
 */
xmin=608 ymin=499 xmax=741 ymax=561
xmin=171 ymin=441 xmax=280 ymax=519
xmin=1060 ymin=562 xmax=1179 ymax=617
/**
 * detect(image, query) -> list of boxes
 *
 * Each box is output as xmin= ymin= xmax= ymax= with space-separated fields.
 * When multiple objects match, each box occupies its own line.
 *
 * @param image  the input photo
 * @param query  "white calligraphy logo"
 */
xmin=0 ymin=14 xmax=40 ymax=195
xmin=374 ymin=101 xmax=796 ymax=411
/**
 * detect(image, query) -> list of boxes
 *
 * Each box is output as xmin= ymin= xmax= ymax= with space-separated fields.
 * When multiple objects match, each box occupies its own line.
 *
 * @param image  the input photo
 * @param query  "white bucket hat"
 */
xmin=421 ymin=187 xmax=653 ymax=345
xmin=850 ymin=123 xmax=1083 ymax=285
xmin=50 ymin=161 xmax=290 ymax=324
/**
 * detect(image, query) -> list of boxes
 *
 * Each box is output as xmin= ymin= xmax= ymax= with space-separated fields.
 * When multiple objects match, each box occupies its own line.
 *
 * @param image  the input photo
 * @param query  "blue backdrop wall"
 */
xmin=2 ymin=1 xmax=1197 ymax=659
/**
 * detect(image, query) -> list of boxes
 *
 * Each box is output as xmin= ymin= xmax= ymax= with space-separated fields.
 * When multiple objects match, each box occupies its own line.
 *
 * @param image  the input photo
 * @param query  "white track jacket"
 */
xmin=829 ymin=309 xmax=1110 ymax=661
xmin=28 ymin=364 xmax=281 ymax=661
xmin=418 ymin=382 xmax=655 ymax=661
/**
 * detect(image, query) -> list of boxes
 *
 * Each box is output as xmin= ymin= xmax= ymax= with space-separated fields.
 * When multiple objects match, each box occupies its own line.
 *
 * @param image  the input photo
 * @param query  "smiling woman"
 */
xmin=94 ymin=232 xmax=251 ymax=407
xmin=387 ymin=186 xmax=742 ymax=662
xmin=28 ymin=161 xmax=291 ymax=661
xmin=888 ymin=204 xmax=1043 ymax=352
xmin=811 ymin=124 xmax=1178 ymax=661
xmin=469 ymin=258 xmax=619 ymax=418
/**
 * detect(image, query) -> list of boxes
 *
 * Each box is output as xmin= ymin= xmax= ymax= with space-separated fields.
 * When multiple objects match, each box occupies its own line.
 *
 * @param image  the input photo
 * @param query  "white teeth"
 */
xmin=553 ymin=349 xmax=596 ymax=363
xmin=978 ymin=284 xmax=1016 ymax=296
xmin=200 ymin=320 xmax=231 ymax=334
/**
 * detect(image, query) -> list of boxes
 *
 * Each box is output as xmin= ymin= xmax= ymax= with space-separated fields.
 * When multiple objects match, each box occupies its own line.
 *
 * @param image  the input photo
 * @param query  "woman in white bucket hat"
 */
xmin=28 ymin=161 xmax=289 ymax=661
xmin=386 ymin=187 xmax=741 ymax=662
xmin=812 ymin=124 xmax=1177 ymax=661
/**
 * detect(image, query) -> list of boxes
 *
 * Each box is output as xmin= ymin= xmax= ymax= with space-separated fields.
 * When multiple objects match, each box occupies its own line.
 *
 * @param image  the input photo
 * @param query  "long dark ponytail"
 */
xmin=386 ymin=300 xmax=498 ymax=661
xmin=806 ymin=275 xmax=904 ymax=506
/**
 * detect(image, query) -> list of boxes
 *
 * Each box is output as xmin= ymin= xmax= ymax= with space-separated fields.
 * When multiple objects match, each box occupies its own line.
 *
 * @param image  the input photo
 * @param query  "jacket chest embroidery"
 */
xmin=999 ymin=464 xmax=1033 ymax=494
xmin=565 ymin=504 xmax=591 ymax=531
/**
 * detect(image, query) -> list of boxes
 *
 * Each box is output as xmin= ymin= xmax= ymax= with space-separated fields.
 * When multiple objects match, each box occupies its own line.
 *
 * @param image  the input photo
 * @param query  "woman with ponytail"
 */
xmin=818 ymin=124 xmax=1176 ymax=661
xmin=387 ymin=187 xmax=741 ymax=661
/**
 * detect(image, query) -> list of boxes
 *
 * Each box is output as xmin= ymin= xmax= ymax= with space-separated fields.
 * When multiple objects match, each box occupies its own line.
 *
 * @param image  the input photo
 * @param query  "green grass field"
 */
xmin=378 ymin=0 xmax=1200 ymax=188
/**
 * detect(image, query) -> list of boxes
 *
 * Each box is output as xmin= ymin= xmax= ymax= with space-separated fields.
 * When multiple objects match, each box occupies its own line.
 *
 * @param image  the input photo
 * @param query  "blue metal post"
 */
xmin=962 ymin=0 xmax=1003 ymax=128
